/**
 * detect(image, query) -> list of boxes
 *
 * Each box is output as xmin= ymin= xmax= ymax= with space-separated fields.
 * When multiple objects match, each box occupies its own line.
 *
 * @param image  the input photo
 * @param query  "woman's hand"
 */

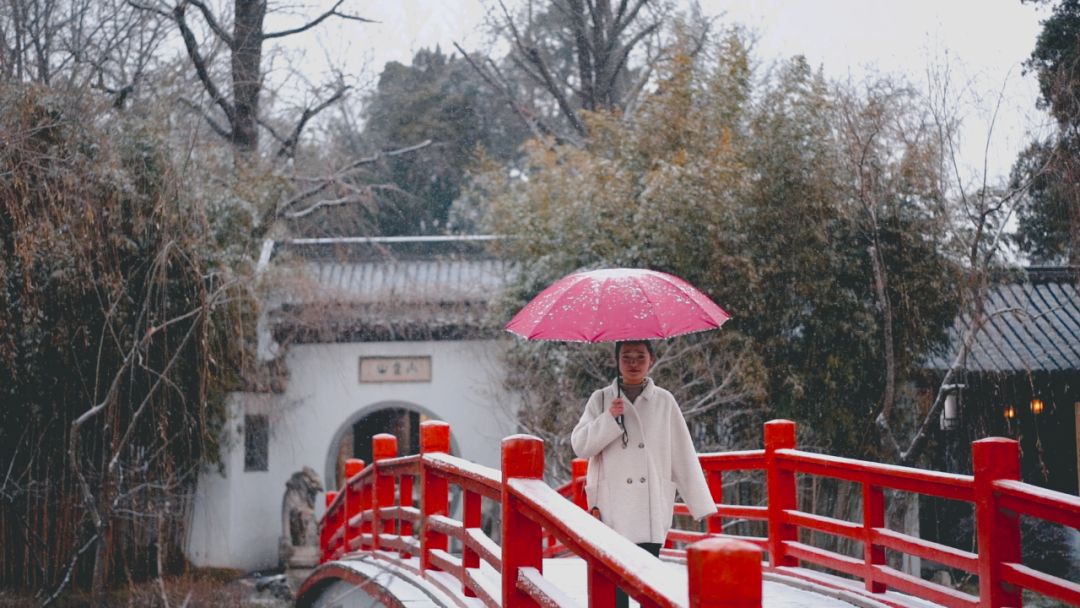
xmin=609 ymin=397 xmax=625 ymax=417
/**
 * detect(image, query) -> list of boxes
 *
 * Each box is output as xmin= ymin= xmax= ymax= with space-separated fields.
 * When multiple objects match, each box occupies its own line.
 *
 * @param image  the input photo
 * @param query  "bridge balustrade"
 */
xmin=556 ymin=420 xmax=1080 ymax=607
xmin=312 ymin=419 xmax=1080 ymax=608
xmin=310 ymin=421 xmax=760 ymax=608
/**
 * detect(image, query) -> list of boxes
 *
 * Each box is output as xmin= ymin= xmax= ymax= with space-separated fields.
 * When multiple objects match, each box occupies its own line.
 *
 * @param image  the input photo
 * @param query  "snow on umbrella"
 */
xmin=505 ymin=268 xmax=731 ymax=343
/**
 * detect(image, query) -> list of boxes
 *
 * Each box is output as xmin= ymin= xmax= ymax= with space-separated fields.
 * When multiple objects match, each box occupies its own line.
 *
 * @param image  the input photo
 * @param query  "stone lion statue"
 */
xmin=279 ymin=466 xmax=323 ymax=568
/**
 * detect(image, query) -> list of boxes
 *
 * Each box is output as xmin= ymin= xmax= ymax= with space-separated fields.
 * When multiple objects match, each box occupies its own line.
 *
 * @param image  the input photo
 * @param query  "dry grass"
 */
xmin=0 ymin=568 xmax=256 ymax=608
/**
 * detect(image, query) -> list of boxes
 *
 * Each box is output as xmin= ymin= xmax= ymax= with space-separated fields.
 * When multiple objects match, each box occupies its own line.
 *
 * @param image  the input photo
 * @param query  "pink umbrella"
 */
xmin=505 ymin=268 xmax=731 ymax=343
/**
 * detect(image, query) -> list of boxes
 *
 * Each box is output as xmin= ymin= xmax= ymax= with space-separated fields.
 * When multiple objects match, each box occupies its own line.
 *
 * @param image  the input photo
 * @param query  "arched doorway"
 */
xmin=325 ymin=401 xmax=451 ymax=490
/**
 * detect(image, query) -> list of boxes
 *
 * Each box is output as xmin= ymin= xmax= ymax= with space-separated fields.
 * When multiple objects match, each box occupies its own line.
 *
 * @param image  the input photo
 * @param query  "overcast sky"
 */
xmin=278 ymin=0 xmax=1052 ymax=181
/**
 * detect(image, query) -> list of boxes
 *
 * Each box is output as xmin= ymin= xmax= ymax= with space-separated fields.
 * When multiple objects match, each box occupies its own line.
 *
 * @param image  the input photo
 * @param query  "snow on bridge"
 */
xmin=300 ymin=553 xmax=937 ymax=608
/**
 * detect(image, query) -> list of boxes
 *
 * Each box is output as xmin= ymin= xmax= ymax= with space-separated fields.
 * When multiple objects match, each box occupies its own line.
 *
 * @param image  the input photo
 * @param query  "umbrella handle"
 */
xmin=615 ymin=376 xmax=626 ymax=438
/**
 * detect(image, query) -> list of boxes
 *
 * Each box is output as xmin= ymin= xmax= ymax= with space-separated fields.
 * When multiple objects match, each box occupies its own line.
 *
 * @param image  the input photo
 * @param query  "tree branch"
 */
xmin=255 ymin=139 xmax=434 ymax=234
xmin=263 ymin=0 xmax=375 ymax=39
xmin=171 ymin=3 xmax=234 ymax=125
xmin=604 ymin=20 xmax=658 ymax=95
xmin=256 ymin=115 xmax=289 ymax=147
xmin=476 ymin=53 xmax=560 ymax=143
xmin=125 ymin=0 xmax=171 ymax=19
xmin=283 ymin=184 xmax=405 ymax=218
xmin=612 ymin=0 xmax=648 ymax=37
xmin=898 ymin=301 xmax=1027 ymax=466
xmin=185 ymin=0 xmax=233 ymax=46
xmin=108 ymin=306 xmax=205 ymax=475
xmin=339 ymin=138 xmax=433 ymax=172
xmin=523 ymin=45 xmax=588 ymax=137
xmin=276 ymin=84 xmax=351 ymax=158
xmin=40 ymin=533 xmax=100 ymax=607
xmin=178 ymin=96 xmax=231 ymax=139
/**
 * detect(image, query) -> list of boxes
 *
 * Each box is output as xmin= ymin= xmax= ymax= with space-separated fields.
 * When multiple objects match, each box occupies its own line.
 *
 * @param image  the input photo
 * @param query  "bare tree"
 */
xmin=129 ymin=0 xmax=372 ymax=160
xmin=455 ymin=0 xmax=703 ymax=144
xmin=259 ymin=137 xmax=433 ymax=235
xmin=0 ymin=0 xmax=167 ymax=105
xmin=894 ymin=62 xmax=1048 ymax=467
xmin=834 ymin=62 xmax=1048 ymax=472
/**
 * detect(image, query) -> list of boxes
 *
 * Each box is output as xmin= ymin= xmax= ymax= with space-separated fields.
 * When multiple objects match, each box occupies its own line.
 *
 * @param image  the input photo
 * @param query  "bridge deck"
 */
xmin=302 ymin=552 xmax=942 ymax=608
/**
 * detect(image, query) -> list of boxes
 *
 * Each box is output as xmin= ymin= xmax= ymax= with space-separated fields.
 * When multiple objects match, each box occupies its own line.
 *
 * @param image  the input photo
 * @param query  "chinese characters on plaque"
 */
xmin=359 ymin=356 xmax=432 ymax=383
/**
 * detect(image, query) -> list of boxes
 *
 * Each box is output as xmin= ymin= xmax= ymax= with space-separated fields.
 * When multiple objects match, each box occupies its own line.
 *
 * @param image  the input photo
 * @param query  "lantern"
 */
xmin=939 ymin=384 xmax=964 ymax=431
xmin=1030 ymin=398 xmax=1045 ymax=415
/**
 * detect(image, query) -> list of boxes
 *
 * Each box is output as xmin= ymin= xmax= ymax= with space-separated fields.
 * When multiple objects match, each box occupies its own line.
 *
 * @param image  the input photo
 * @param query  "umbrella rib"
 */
xmin=525 ymin=277 xmax=586 ymax=339
xmin=650 ymin=271 xmax=729 ymax=326
xmin=632 ymin=274 xmax=665 ymax=337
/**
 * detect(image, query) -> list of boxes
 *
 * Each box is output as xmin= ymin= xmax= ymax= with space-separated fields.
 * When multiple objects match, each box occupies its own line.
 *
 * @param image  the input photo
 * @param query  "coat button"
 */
xmin=640 ymin=477 xmax=646 ymax=483
xmin=638 ymin=443 xmax=645 ymax=448
xmin=626 ymin=478 xmax=633 ymax=484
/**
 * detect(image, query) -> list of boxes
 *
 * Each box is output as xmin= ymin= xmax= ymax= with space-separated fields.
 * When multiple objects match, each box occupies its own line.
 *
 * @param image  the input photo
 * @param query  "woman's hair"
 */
xmin=614 ymin=340 xmax=656 ymax=363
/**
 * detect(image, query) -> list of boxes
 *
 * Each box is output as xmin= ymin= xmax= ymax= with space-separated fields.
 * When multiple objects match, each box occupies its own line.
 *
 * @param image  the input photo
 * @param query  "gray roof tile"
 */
xmin=266 ymin=236 xmax=515 ymax=306
xmin=928 ymin=268 xmax=1080 ymax=373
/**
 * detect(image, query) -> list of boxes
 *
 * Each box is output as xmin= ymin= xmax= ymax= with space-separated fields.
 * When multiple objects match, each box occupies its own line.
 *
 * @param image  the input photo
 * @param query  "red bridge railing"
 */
xmin=558 ymin=420 xmax=1080 ymax=607
xmin=307 ymin=421 xmax=760 ymax=608
xmin=308 ymin=419 xmax=1080 ymax=608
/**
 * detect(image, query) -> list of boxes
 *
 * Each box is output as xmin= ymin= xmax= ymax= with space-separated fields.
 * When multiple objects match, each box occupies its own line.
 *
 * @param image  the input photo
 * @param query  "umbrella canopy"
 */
xmin=505 ymin=268 xmax=730 ymax=343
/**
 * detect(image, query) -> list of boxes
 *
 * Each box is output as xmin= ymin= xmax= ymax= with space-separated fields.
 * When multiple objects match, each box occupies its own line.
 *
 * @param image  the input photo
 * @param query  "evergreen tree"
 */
xmin=306 ymin=48 xmax=529 ymax=236
xmin=1013 ymin=0 xmax=1080 ymax=264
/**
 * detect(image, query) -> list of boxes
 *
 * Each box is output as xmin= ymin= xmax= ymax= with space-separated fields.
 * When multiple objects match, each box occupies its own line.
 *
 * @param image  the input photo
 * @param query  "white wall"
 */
xmin=186 ymin=338 xmax=516 ymax=571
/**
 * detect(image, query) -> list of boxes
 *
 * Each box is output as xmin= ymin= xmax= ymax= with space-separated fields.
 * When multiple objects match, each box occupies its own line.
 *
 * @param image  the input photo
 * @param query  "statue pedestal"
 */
xmin=285 ymin=567 xmax=314 ymax=596
xmin=288 ymin=546 xmax=320 ymax=569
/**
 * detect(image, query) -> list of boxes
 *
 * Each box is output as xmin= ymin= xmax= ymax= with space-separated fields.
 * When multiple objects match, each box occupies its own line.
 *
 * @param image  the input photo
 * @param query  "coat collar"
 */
xmin=609 ymin=377 xmax=656 ymax=402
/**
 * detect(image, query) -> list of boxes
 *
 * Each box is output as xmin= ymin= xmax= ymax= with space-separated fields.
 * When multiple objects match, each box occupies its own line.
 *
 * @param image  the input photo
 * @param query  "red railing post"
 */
xmin=688 ymin=537 xmax=762 ymax=608
xmin=462 ymin=489 xmax=481 ymax=597
xmin=501 ymin=435 xmax=544 ymax=608
xmin=973 ymin=438 xmax=1022 ymax=607
xmin=344 ymin=458 xmax=364 ymax=553
xmin=361 ymin=476 xmax=373 ymax=549
xmin=321 ymin=490 xmax=337 ymax=563
xmin=571 ymin=458 xmax=589 ymax=510
xmin=400 ymin=473 xmax=414 ymax=559
xmin=372 ymin=433 xmax=397 ymax=552
xmin=764 ymin=419 xmax=797 ymax=568
xmin=329 ymin=498 xmax=341 ymax=560
xmin=706 ymin=470 xmax=724 ymax=534
xmin=588 ymin=563 xmax=617 ymax=608
xmin=862 ymin=484 xmax=886 ymax=593
xmin=420 ymin=420 xmax=450 ymax=572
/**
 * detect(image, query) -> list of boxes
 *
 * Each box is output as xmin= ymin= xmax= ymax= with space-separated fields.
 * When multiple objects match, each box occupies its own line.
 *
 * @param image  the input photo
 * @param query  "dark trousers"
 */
xmin=615 ymin=543 xmax=662 ymax=608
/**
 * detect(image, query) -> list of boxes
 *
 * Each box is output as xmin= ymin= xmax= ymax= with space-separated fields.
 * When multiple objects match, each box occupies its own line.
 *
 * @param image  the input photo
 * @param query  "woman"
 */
xmin=570 ymin=341 xmax=717 ymax=607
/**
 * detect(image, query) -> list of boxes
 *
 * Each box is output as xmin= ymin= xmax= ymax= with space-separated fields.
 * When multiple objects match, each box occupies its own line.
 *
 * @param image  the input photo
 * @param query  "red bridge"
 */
xmin=298 ymin=419 xmax=1080 ymax=608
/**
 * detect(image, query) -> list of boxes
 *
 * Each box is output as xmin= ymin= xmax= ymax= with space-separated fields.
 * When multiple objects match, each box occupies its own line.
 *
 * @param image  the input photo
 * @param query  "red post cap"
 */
xmin=688 ymin=537 xmax=762 ymax=608
xmin=373 ymin=434 xmax=398 ymax=460
xmin=344 ymin=458 xmax=365 ymax=479
xmin=420 ymin=420 xmax=450 ymax=454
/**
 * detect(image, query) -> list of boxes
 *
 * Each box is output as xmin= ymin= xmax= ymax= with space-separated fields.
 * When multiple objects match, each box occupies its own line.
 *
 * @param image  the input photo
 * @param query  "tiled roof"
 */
xmin=264 ymin=236 xmax=513 ymax=305
xmin=262 ymin=236 xmax=515 ymax=342
xmin=926 ymin=267 xmax=1080 ymax=374
xmin=302 ymin=258 xmax=508 ymax=303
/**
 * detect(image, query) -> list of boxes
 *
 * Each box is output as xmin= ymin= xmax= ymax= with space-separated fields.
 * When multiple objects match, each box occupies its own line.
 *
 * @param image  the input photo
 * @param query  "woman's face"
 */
xmin=618 ymin=343 xmax=653 ymax=385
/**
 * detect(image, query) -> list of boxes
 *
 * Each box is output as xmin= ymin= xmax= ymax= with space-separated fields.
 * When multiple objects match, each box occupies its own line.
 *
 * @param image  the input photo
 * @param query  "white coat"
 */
xmin=570 ymin=378 xmax=717 ymax=544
